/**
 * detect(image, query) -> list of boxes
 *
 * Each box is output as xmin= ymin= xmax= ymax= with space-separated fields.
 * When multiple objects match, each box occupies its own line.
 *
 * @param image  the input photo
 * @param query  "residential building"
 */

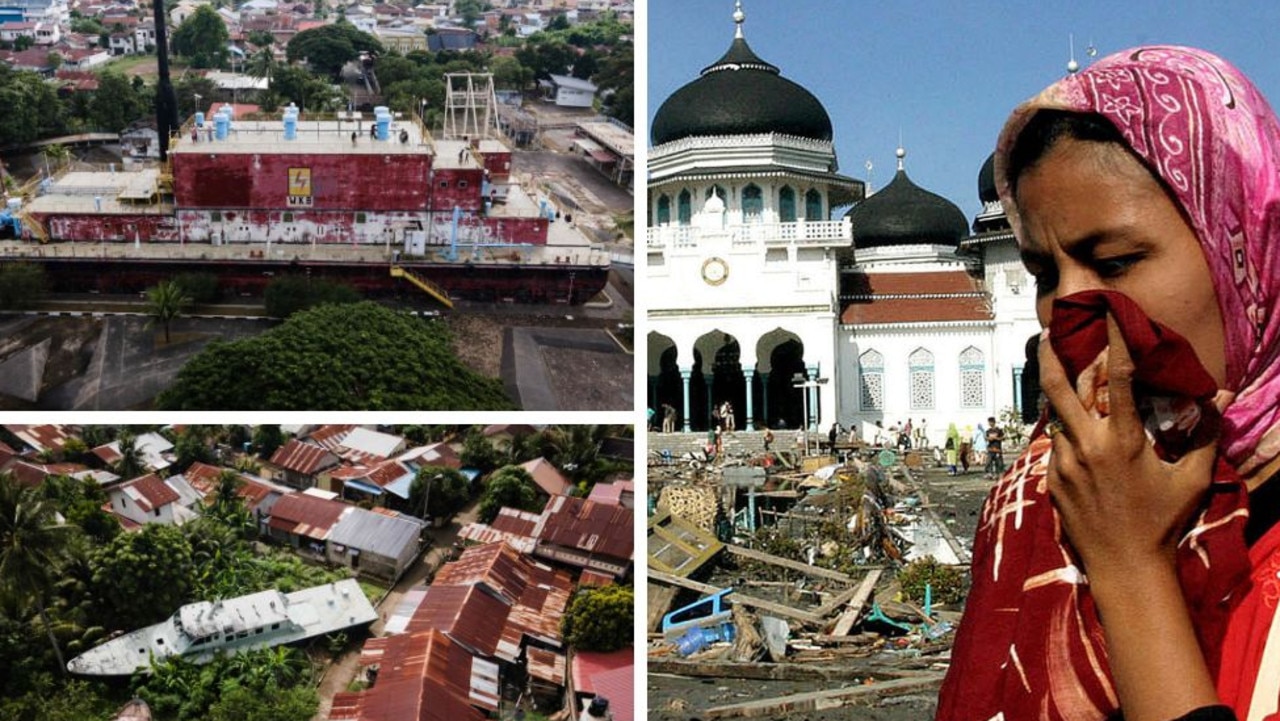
xmin=543 ymin=74 xmax=596 ymax=108
xmin=532 ymin=494 xmax=633 ymax=578
xmin=520 ymin=457 xmax=573 ymax=498
xmin=262 ymin=438 xmax=341 ymax=489
xmin=106 ymin=473 xmax=197 ymax=527
xmin=325 ymin=507 xmax=424 ymax=582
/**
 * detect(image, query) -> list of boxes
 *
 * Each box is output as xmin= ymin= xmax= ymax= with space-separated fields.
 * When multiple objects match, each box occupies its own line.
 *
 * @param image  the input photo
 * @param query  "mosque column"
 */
xmin=680 ymin=369 xmax=693 ymax=432
xmin=807 ymin=365 xmax=819 ymax=430
xmin=760 ymin=372 xmax=770 ymax=428
xmin=742 ymin=364 xmax=756 ymax=431
xmin=704 ymin=373 xmax=715 ymax=429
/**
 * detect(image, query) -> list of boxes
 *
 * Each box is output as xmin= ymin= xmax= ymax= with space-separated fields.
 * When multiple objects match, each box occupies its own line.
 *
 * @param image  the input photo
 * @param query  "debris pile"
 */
xmin=647 ymin=440 xmax=971 ymax=717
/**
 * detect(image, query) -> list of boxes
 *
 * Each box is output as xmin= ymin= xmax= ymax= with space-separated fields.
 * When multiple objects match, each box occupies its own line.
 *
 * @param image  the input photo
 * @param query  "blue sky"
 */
xmin=645 ymin=0 xmax=1280 ymax=219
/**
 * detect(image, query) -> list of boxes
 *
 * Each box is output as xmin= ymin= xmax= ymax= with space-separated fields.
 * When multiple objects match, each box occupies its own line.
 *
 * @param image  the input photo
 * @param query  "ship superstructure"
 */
xmin=67 ymin=578 xmax=378 ymax=675
xmin=1 ymin=87 xmax=610 ymax=304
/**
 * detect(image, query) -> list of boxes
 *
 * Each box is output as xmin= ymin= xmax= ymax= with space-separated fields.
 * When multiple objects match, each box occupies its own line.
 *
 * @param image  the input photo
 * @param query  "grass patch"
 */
xmin=358 ymin=579 xmax=388 ymax=603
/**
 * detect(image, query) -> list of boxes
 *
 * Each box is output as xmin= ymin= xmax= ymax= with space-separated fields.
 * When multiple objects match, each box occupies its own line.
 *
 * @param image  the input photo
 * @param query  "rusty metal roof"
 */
xmin=269 ymin=439 xmax=340 ymax=476
xmin=266 ymin=492 xmax=349 ymax=540
xmin=406 ymin=584 xmax=510 ymax=660
xmin=305 ymin=424 xmax=357 ymax=450
xmin=520 ymin=457 xmax=573 ymax=497
xmin=525 ymin=647 xmax=566 ymax=686
xmin=5 ymin=424 xmax=73 ymax=453
xmin=117 ymin=473 xmax=180 ymax=513
xmin=330 ymin=628 xmax=492 ymax=721
xmin=537 ymin=495 xmax=634 ymax=562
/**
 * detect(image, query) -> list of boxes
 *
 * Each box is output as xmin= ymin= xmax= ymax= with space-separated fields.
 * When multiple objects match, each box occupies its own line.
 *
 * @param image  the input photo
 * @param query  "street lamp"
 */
xmin=792 ymin=372 xmax=829 ymax=455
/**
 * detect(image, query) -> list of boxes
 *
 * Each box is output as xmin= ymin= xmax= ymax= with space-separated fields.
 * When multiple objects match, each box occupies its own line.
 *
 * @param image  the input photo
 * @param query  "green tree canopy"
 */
xmin=514 ymin=37 xmax=576 ymax=80
xmin=0 ymin=67 xmax=65 ymax=145
xmin=476 ymin=465 xmax=540 ymax=523
xmin=171 ymin=5 xmax=230 ymax=69
xmin=286 ymin=22 xmax=382 ymax=79
xmin=112 ymin=432 xmax=147 ymax=480
xmin=561 ymin=584 xmax=633 ymax=652
xmin=145 ymin=279 xmax=193 ymax=344
xmin=460 ymin=427 xmax=502 ymax=473
xmin=252 ymin=424 xmax=284 ymax=459
xmin=89 ymin=524 xmax=196 ymax=631
xmin=408 ymin=466 xmax=470 ymax=522
xmin=157 ymin=302 xmax=512 ymax=410
xmin=173 ymin=426 xmax=214 ymax=471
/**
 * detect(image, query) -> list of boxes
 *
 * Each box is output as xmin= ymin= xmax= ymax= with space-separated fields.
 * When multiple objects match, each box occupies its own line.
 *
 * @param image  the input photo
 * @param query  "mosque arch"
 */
xmin=741 ymin=184 xmax=764 ymax=221
xmin=778 ymin=186 xmax=797 ymax=223
xmin=656 ymin=194 xmax=671 ymax=226
xmin=677 ymin=189 xmax=692 ymax=225
xmin=755 ymin=328 xmax=808 ymax=431
xmin=691 ymin=330 xmax=745 ymax=432
xmin=805 ymin=188 xmax=824 ymax=220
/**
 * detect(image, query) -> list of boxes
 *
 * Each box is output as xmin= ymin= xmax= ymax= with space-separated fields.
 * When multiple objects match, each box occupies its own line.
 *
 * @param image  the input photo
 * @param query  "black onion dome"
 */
xmin=651 ymin=35 xmax=834 ymax=145
xmin=846 ymin=167 xmax=969 ymax=248
xmin=978 ymin=152 xmax=998 ymax=203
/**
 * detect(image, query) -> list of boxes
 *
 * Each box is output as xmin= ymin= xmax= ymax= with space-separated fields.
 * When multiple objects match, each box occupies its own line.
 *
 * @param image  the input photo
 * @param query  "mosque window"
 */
xmin=656 ymin=194 xmax=671 ymax=225
xmin=859 ymin=349 xmax=884 ymax=411
xmin=805 ymin=189 xmax=823 ymax=220
xmin=677 ymin=189 xmax=692 ymax=225
xmin=959 ymin=347 xmax=985 ymax=408
xmin=779 ymin=186 xmax=796 ymax=222
xmin=909 ymin=348 xmax=935 ymax=410
xmin=742 ymin=184 xmax=763 ymax=221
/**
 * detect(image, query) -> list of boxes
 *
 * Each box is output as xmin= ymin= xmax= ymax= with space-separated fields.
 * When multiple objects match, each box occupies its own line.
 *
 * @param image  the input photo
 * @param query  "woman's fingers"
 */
xmin=1104 ymin=313 xmax=1142 ymax=435
xmin=1038 ymin=333 xmax=1091 ymax=438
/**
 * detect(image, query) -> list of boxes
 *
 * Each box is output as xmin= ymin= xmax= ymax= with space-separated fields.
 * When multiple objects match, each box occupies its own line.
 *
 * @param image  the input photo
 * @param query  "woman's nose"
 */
xmin=1053 ymin=261 xmax=1099 ymax=300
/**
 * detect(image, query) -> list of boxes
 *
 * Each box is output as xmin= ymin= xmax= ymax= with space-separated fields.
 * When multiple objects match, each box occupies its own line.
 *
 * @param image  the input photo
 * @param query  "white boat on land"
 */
xmin=67 ymin=579 xmax=377 ymax=675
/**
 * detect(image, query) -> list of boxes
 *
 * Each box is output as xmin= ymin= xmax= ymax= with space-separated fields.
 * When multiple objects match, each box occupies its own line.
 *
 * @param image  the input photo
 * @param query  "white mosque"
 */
xmin=645 ymin=2 xmax=1042 ymax=445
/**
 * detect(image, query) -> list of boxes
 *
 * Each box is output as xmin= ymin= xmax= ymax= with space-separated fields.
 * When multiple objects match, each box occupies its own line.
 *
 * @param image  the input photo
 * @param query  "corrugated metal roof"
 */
xmin=328 ymin=506 xmax=422 ymax=560
xmin=491 ymin=507 xmax=542 ymax=537
xmin=572 ymin=648 xmax=635 ymax=721
xmin=305 ymin=424 xmax=357 ymax=450
xmin=520 ymin=457 xmax=573 ymax=497
xmin=407 ymin=584 xmax=509 ymax=660
xmin=267 ymin=493 xmax=349 ymax=540
xmin=269 ymin=439 xmax=339 ymax=476
xmin=538 ymin=495 xmax=634 ymax=562
xmin=526 ymin=647 xmax=566 ymax=686
xmin=333 ymin=628 xmax=490 ymax=721
xmin=7 ymin=424 xmax=73 ymax=453
xmin=396 ymin=442 xmax=461 ymax=470
xmin=456 ymin=521 xmax=538 ymax=553
xmin=119 ymin=473 xmax=180 ymax=512
xmin=336 ymin=428 xmax=404 ymax=460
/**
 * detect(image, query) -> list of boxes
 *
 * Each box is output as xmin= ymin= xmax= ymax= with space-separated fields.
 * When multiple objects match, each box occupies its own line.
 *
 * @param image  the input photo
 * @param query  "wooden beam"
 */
xmin=648 ymin=570 xmax=825 ymax=625
xmin=830 ymin=569 xmax=882 ymax=636
xmin=703 ymin=674 xmax=946 ymax=719
xmin=649 ymin=658 xmax=936 ymax=683
xmin=724 ymin=545 xmax=854 ymax=583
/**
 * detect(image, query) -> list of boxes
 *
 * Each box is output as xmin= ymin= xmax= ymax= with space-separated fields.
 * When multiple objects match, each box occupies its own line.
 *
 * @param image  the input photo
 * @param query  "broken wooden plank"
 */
xmin=647 ymin=570 xmax=825 ymax=625
xmin=647 ymin=583 xmax=679 ymax=633
xmin=830 ymin=568 xmax=882 ymax=636
xmin=703 ymin=674 xmax=946 ymax=719
xmin=724 ymin=544 xmax=854 ymax=583
xmin=648 ymin=658 xmax=938 ymax=683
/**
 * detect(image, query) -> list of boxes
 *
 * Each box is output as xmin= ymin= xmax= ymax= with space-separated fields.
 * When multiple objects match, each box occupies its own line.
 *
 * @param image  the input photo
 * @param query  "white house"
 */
xmin=544 ymin=74 xmax=596 ymax=108
xmin=107 ymin=473 xmax=197 ymax=527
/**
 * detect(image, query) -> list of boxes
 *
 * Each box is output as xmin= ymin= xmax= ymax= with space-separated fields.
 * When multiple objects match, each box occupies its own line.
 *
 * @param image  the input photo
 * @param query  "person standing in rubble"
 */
xmin=944 ymin=423 xmax=961 ymax=475
xmin=662 ymin=403 xmax=677 ymax=433
xmin=983 ymin=416 xmax=1005 ymax=478
xmin=939 ymin=46 xmax=1280 ymax=721
xmin=970 ymin=421 xmax=987 ymax=471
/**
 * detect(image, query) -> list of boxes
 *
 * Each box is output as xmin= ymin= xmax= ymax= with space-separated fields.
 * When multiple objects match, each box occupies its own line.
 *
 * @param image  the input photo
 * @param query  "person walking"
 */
xmin=971 ymin=422 xmax=988 ymax=473
xmin=661 ymin=403 xmax=677 ymax=434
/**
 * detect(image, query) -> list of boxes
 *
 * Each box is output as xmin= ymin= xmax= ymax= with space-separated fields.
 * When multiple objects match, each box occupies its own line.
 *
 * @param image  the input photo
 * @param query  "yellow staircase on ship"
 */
xmin=389 ymin=265 xmax=453 ymax=309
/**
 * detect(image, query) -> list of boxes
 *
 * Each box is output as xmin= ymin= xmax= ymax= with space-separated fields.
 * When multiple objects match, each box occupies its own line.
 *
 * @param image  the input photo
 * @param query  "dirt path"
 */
xmin=311 ymin=500 xmax=481 ymax=720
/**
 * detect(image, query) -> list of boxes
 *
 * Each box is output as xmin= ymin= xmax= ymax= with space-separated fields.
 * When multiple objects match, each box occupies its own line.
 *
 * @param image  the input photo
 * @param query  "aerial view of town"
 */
xmin=0 ymin=422 xmax=635 ymax=720
xmin=0 ymin=0 xmax=634 ymax=411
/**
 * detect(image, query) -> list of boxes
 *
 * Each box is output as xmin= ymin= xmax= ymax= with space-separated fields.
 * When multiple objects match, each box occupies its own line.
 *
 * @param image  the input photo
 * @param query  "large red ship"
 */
xmin=0 ymin=103 xmax=609 ymax=306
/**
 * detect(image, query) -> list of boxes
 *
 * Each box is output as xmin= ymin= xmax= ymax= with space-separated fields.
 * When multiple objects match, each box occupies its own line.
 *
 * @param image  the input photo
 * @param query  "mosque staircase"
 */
xmin=389 ymin=265 xmax=454 ymax=309
xmin=647 ymin=430 xmax=778 ymax=458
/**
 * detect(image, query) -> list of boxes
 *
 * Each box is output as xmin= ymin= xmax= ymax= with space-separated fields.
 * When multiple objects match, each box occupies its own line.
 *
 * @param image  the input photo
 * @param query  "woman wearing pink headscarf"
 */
xmin=937 ymin=47 xmax=1280 ymax=721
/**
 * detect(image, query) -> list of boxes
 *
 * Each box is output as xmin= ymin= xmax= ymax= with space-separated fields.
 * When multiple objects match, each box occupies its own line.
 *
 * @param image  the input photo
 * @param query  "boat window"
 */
xmin=271 ymin=623 xmax=280 ymax=630
xmin=156 ymin=638 xmax=164 ymax=645
xmin=255 ymin=628 xmax=263 ymax=634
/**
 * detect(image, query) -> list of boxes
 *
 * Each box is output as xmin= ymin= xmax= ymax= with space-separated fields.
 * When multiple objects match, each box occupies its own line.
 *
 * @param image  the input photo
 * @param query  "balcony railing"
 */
xmin=647 ymin=220 xmax=849 ymax=249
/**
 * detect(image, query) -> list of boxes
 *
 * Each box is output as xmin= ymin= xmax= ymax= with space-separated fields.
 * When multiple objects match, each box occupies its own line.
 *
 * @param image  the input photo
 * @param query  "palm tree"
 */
xmin=113 ymin=432 xmax=146 ymax=480
xmin=245 ymin=47 xmax=276 ymax=83
xmin=0 ymin=472 xmax=77 ymax=673
xmin=145 ymin=280 xmax=193 ymax=344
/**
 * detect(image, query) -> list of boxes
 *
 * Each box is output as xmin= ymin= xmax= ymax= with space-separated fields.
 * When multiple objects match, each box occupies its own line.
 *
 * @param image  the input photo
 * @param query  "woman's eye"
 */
xmin=1094 ymin=254 xmax=1141 ymax=278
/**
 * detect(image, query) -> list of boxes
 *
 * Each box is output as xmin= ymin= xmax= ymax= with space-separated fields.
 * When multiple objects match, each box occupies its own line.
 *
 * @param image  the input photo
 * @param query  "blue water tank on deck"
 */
xmin=375 ymin=112 xmax=390 ymax=141
xmin=283 ymin=113 xmax=297 ymax=140
xmin=215 ymin=113 xmax=229 ymax=140
xmin=195 ymin=111 xmax=205 ymax=127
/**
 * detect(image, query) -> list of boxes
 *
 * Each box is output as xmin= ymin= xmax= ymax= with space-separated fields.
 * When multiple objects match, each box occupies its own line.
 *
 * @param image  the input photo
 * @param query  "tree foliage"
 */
xmin=173 ymin=426 xmax=214 ymax=472
xmin=145 ymin=279 xmax=193 ymax=344
xmin=134 ymin=649 xmax=316 ymax=721
xmin=460 ymin=427 xmax=502 ymax=473
xmin=0 ymin=263 xmax=48 ymax=310
xmin=171 ymin=6 xmax=230 ymax=69
xmin=263 ymin=275 xmax=361 ymax=318
xmin=408 ymin=465 xmax=470 ymax=522
xmin=157 ymin=302 xmax=512 ymax=410
xmin=252 ymin=424 xmax=284 ymax=459
xmin=89 ymin=524 xmax=196 ymax=631
xmin=476 ymin=465 xmax=540 ymax=523
xmin=0 ymin=67 xmax=64 ymax=145
xmin=287 ymin=22 xmax=382 ymax=79
xmin=89 ymin=72 xmax=149 ymax=133
xmin=561 ymin=584 xmax=633 ymax=652
xmin=112 ymin=432 xmax=147 ymax=480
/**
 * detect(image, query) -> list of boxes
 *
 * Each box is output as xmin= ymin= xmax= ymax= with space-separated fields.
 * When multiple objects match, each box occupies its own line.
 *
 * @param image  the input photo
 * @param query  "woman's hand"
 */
xmin=1040 ymin=313 xmax=1223 ymax=721
xmin=1039 ymin=313 xmax=1217 ymax=578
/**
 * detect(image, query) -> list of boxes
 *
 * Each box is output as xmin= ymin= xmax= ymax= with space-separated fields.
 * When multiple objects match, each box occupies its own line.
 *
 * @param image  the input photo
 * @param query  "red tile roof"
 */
xmin=269 ymin=439 xmax=338 ymax=476
xmin=330 ymin=629 xmax=488 ymax=721
xmin=267 ymin=492 xmax=348 ymax=540
xmin=840 ymin=271 xmax=993 ymax=325
xmin=519 ymin=457 xmax=573 ymax=497
xmin=119 ymin=473 xmax=180 ymax=512
xmin=537 ymin=495 xmax=634 ymax=563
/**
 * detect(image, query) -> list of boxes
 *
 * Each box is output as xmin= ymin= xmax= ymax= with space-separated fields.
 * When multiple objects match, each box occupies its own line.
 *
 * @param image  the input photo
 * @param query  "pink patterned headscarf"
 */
xmin=995 ymin=45 xmax=1280 ymax=476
